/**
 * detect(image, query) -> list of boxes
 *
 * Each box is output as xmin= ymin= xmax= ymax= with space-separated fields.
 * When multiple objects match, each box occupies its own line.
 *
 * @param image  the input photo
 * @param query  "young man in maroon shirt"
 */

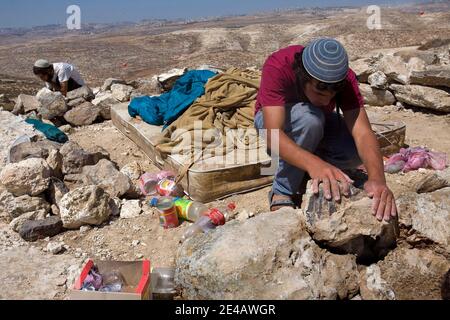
xmin=255 ymin=38 xmax=397 ymax=222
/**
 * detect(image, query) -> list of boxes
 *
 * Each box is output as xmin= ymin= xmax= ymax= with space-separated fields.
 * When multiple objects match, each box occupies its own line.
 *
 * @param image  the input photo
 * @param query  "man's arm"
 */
xmin=60 ymin=81 xmax=68 ymax=97
xmin=343 ymin=107 xmax=397 ymax=221
xmin=263 ymin=106 xmax=353 ymax=201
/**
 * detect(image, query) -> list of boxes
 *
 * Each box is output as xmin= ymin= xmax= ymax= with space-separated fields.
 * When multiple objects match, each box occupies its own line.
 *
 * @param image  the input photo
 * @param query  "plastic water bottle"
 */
xmin=173 ymin=198 xmax=209 ymax=222
xmin=181 ymin=204 xmax=236 ymax=242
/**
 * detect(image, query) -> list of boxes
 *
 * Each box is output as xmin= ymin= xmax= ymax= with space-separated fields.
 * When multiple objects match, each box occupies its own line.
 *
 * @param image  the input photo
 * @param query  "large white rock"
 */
xmin=300 ymin=184 xmax=399 ymax=263
xmin=397 ymin=188 xmax=450 ymax=250
xmin=36 ymin=88 xmax=67 ymax=120
xmin=0 ymin=190 xmax=50 ymax=220
xmin=66 ymin=86 xmax=95 ymax=101
xmin=374 ymin=247 xmax=449 ymax=300
xmin=359 ymin=83 xmax=396 ymax=106
xmin=377 ymin=55 xmax=410 ymax=84
xmin=368 ymin=71 xmax=388 ymax=89
xmin=111 ymin=84 xmax=134 ymax=102
xmin=176 ymin=208 xmax=359 ymax=300
xmin=13 ymin=94 xmax=41 ymax=114
xmin=91 ymin=92 xmax=120 ymax=120
xmin=120 ymin=200 xmax=142 ymax=219
xmin=390 ymin=84 xmax=450 ymax=113
xmin=59 ymin=186 xmax=112 ymax=229
xmin=409 ymin=67 xmax=450 ymax=88
xmin=71 ymin=159 xmax=131 ymax=198
xmin=63 ymin=102 xmax=100 ymax=126
xmin=0 ymin=158 xmax=52 ymax=197
xmin=101 ymin=78 xmax=126 ymax=92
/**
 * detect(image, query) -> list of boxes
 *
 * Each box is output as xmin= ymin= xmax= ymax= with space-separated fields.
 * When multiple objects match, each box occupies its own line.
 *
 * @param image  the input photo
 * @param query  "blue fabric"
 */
xmin=128 ymin=70 xmax=216 ymax=128
xmin=25 ymin=118 xmax=68 ymax=143
xmin=254 ymin=102 xmax=361 ymax=196
xmin=302 ymin=38 xmax=349 ymax=83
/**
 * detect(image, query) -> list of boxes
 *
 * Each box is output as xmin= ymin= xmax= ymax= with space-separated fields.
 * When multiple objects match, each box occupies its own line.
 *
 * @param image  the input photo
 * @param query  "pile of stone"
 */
xmin=0 ymin=138 xmax=146 ymax=242
xmin=350 ymin=43 xmax=450 ymax=113
xmin=8 ymin=78 xmax=140 ymax=128
xmin=175 ymin=171 xmax=450 ymax=300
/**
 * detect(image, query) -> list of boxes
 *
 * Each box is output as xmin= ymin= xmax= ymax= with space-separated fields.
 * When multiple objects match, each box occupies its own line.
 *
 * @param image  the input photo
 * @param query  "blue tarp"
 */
xmin=128 ymin=70 xmax=216 ymax=128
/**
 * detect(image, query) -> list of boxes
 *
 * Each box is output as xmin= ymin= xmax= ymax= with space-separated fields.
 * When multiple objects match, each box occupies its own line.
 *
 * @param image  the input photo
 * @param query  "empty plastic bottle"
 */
xmin=180 ymin=208 xmax=226 ymax=243
xmin=173 ymin=198 xmax=209 ymax=222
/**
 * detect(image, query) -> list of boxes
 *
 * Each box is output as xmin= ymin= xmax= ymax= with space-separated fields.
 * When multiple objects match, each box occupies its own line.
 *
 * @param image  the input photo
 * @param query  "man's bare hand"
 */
xmin=308 ymin=160 xmax=354 ymax=202
xmin=364 ymin=180 xmax=397 ymax=221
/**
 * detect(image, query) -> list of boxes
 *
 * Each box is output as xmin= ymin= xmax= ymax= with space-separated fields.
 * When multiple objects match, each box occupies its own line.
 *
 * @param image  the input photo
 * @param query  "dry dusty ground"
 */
xmin=0 ymin=3 xmax=449 ymax=300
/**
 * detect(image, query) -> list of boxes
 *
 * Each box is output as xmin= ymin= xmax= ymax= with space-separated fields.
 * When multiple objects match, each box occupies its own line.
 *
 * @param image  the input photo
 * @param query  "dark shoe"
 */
xmin=268 ymin=190 xmax=296 ymax=211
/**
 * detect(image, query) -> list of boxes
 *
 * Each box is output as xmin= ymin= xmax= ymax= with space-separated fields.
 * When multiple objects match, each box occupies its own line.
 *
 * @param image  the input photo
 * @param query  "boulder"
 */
xmin=158 ymin=68 xmax=186 ymax=91
xmin=409 ymin=68 xmax=450 ymax=88
xmin=120 ymin=161 xmax=143 ymax=181
xmin=389 ymin=169 xmax=449 ymax=194
xmin=0 ymin=158 xmax=52 ymax=196
xmin=350 ymin=58 xmax=377 ymax=83
xmin=407 ymin=57 xmax=427 ymax=74
xmin=0 ymin=94 xmax=14 ymax=111
xmin=120 ymin=200 xmax=142 ymax=219
xmin=359 ymin=84 xmax=396 ymax=106
xmin=359 ymin=265 xmax=396 ymax=300
xmin=390 ymin=84 xmax=450 ymax=113
xmin=47 ymin=178 xmax=69 ymax=206
xmin=60 ymin=141 xmax=107 ymax=175
xmin=368 ymin=71 xmax=388 ymax=89
xmin=111 ymin=84 xmax=134 ymax=102
xmin=59 ymin=185 xmax=112 ymax=229
xmin=19 ymin=216 xmax=64 ymax=242
xmin=396 ymin=188 xmax=450 ymax=250
xmin=176 ymin=208 xmax=359 ymax=300
xmin=10 ymin=209 xmax=48 ymax=232
xmin=101 ymin=78 xmax=126 ymax=92
xmin=134 ymin=77 xmax=161 ymax=96
xmin=72 ymin=159 xmax=131 ymax=198
xmin=0 ymin=110 xmax=41 ymax=169
xmin=63 ymin=102 xmax=100 ymax=126
xmin=394 ymin=49 xmax=440 ymax=65
xmin=67 ymin=97 xmax=86 ymax=108
xmin=8 ymin=140 xmax=60 ymax=164
xmin=91 ymin=92 xmax=119 ymax=120
xmin=46 ymin=242 xmax=65 ymax=255
xmin=300 ymin=183 xmax=399 ymax=263
xmin=13 ymin=94 xmax=41 ymax=114
xmin=36 ymin=88 xmax=67 ymax=120
xmin=375 ymin=247 xmax=450 ymax=300
xmin=120 ymin=162 xmax=143 ymax=198
xmin=46 ymin=149 xmax=63 ymax=178
xmin=377 ymin=55 xmax=410 ymax=84
xmin=66 ymin=86 xmax=95 ymax=102
xmin=0 ymin=190 xmax=50 ymax=220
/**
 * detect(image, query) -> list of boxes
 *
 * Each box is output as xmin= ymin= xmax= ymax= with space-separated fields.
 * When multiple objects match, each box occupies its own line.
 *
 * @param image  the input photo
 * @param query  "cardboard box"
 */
xmin=70 ymin=259 xmax=151 ymax=300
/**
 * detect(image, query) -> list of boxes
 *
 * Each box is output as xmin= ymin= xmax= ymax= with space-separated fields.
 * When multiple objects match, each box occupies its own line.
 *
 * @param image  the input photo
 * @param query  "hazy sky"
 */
xmin=1 ymin=0 xmax=418 ymax=28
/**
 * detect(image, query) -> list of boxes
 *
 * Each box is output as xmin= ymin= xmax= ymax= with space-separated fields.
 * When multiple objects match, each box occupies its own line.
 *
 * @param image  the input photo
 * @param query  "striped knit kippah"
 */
xmin=302 ymin=38 xmax=349 ymax=83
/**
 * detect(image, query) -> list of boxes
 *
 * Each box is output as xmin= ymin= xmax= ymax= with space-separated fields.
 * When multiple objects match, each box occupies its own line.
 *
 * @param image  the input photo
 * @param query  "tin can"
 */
xmin=156 ymin=178 xmax=184 ymax=197
xmin=151 ymin=197 xmax=179 ymax=229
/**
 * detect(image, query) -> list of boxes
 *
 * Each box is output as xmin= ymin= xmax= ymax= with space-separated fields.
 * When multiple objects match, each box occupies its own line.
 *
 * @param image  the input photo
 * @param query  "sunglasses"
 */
xmin=315 ymin=80 xmax=347 ymax=93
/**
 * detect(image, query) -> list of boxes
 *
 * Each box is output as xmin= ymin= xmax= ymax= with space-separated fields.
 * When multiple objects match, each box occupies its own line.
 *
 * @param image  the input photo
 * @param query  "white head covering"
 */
xmin=34 ymin=59 xmax=51 ymax=68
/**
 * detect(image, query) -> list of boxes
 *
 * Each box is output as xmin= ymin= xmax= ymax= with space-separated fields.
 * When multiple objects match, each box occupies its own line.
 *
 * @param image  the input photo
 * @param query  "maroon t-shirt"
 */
xmin=255 ymin=45 xmax=364 ymax=115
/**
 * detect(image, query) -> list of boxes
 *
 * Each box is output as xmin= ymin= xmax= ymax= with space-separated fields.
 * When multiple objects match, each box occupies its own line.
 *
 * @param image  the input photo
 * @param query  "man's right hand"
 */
xmin=307 ymin=159 xmax=354 ymax=202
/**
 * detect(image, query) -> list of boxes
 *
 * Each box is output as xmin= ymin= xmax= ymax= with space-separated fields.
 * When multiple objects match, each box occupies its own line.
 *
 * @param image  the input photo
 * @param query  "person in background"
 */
xmin=33 ymin=59 xmax=85 ymax=96
xmin=255 ymin=37 xmax=397 ymax=222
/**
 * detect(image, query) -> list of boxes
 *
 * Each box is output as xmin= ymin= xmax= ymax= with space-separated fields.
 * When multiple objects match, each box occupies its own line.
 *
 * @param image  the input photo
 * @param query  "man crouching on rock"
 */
xmin=255 ymin=38 xmax=397 ymax=221
xmin=33 ymin=59 xmax=86 ymax=96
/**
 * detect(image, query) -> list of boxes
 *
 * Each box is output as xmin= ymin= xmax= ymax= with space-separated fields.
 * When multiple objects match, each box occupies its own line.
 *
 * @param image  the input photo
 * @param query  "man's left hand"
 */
xmin=364 ymin=180 xmax=397 ymax=222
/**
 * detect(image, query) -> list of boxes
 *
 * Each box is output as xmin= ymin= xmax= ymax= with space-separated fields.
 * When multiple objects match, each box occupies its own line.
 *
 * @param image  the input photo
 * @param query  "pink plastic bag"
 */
xmin=139 ymin=171 xmax=176 ymax=196
xmin=384 ymin=147 xmax=447 ymax=173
